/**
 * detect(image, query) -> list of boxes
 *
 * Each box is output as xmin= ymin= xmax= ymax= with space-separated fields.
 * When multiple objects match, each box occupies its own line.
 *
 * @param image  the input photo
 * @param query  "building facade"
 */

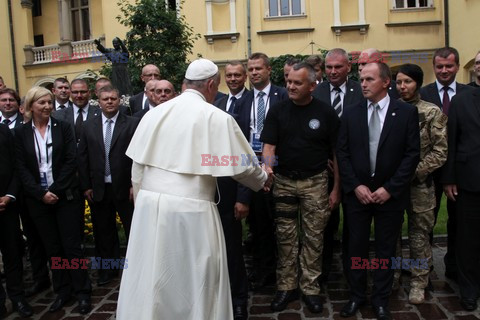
xmin=0 ymin=0 xmax=477 ymax=95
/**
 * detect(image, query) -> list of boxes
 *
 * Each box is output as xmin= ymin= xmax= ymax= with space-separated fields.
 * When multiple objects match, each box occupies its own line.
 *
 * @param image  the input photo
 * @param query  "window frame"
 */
xmin=70 ymin=0 xmax=91 ymax=41
xmin=392 ymin=0 xmax=433 ymax=10
xmin=265 ymin=0 xmax=305 ymax=18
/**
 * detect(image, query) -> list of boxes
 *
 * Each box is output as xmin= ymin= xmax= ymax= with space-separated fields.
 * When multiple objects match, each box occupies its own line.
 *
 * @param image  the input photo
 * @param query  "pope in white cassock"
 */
xmin=116 ymin=59 xmax=269 ymax=320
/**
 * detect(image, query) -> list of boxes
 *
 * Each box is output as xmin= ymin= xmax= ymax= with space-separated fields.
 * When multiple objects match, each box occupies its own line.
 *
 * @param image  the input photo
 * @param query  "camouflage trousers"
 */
xmin=409 ymin=183 xmax=436 ymax=289
xmin=273 ymin=171 xmax=330 ymax=294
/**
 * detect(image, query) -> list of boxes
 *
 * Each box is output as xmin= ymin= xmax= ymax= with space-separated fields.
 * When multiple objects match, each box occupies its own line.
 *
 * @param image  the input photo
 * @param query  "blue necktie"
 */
xmin=257 ymin=91 xmax=266 ymax=132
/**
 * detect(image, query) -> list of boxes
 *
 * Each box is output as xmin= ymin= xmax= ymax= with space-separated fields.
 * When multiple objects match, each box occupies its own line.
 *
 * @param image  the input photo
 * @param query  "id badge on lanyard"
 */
xmin=40 ymin=171 xmax=48 ymax=190
xmin=250 ymin=131 xmax=262 ymax=153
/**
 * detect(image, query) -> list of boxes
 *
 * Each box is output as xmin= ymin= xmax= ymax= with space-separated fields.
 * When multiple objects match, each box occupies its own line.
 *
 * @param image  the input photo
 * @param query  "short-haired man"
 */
xmin=94 ymin=78 xmax=112 ymax=98
xmin=235 ymin=52 xmax=288 ymax=290
xmin=312 ymin=48 xmax=363 ymax=283
xmin=419 ymin=46 xmax=475 ymax=281
xmin=52 ymin=78 xmax=72 ymax=111
xmin=283 ymin=57 xmax=301 ymax=85
xmin=262 ymin=62 xmax=340 ymax=313
xmin=358 ymin=48 xmax=399 ymax=99
xmin=129 ymin=64 xmax=161 ymax=115
xmin=305 ymin=55 xmax=324 ymax=84
xmin=53 ymin=78 xmax=100 ymax=144
xmin=337 ymin=63 xmax=420 ymax=320
xmin=134 ymin=79 xmax=175 ymax=118
xmin=77 ymin=86 xmax=139 ymax=286
xmin=0 ymin=88 xmax=24 ymax=129
xmin=215 ymin=61 xmax=248 ymax=112
xmin=468 ymin=51 xmax=480 ymax=88
xmin=213 ymin=60 xmax=250 ymax=319
xmin=442 ymin=83 xmax=480 ymax=312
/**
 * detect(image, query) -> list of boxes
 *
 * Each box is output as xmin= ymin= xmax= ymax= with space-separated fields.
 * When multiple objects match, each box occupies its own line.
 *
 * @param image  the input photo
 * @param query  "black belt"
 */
xmin=275 ymin=168 xmax=324 ymax=180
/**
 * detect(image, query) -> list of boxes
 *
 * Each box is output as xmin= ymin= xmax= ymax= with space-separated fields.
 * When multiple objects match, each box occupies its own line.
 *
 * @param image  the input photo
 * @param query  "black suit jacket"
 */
xmin=234 ymin=84 xmax=288 ymax=140
xmin=133 ymin=108 xmax=149 ymax=119
xmin=419 ymin=82 xmax=474 ymax=110
xmin=213 ymin=90 xmax=252 ymax=205
xmin=0 ymin=124 xmax=19 ymax=197
xmin=129 ymin=92 xmax=145 ymax=115
xmin=52 ymin=104 xmax=100 ymax=141
xmin=442 ymin=88 xmax=480 ymax=192
xmin=14 ymin=118 xmax=78 ymax=201
xmin=312 ymin=79 xmax=363 ymax=108
xmin=337 ymin=98 xmax=420 ymax=211
xmin=77 ymin=113 xmax=139 ymax=202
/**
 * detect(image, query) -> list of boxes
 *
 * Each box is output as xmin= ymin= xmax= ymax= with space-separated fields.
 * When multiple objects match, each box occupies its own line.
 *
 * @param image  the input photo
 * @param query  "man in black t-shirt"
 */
xmin=261 ymin=62 xmax=340 ymax=314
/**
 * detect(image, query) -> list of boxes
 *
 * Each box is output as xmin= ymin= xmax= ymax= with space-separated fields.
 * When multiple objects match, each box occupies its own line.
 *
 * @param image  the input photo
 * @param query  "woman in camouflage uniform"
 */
xmin=396 ymin=64 xmax=448 ymax=304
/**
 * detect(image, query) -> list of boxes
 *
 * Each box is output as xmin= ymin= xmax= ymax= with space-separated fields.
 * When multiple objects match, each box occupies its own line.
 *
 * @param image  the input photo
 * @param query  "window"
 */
xmin=167 ymin=0 xmax=177 ymax=10
xmin=393 ymin=0 xmax=432 ymax=9
xmin=267 ymin=0 xmax=304 ymax=17
xmin=32 ymin=0 xmax=42 ymax=17
xmin=70 ymin=0 xmax=90 ymax=41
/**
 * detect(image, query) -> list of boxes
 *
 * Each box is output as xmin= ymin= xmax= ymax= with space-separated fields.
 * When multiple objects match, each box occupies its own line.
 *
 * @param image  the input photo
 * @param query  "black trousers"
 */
xmin=0 ymin=205 xmax=25 ymax=304
xmin=25 ymin=195 xmax=91 ymax=300
xmin=89 ymin=184 xmax=133 ymax=272
xmin=433 ymin=172 xmax=457 ymax=275
xmin=249 ymin=189 xmax=277 ymax=277
xmin=346 ymin=205 xmax=403 ymax=307
xmin=456 ymin=189 xmax=480 ymax=300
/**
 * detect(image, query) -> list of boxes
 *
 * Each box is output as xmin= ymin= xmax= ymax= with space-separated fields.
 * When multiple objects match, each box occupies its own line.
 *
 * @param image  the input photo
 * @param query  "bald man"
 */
xmin=133 ymin=79 xmax=175 ymax=119
xmin=129 ymin=64 xmax=161 ymax=115
xmin=358 ymin=48 xmax=399 ymax=99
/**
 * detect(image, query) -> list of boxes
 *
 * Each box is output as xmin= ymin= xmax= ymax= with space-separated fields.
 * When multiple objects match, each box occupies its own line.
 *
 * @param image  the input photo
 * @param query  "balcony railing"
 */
xmin=24 ymin=38 xmax=103 ymax=66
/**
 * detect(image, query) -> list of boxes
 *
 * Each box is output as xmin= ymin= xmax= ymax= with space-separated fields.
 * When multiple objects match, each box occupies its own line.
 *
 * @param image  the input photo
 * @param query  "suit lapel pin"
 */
xmin=274 ymin=92 xmax=278 ymax=95
xmin=392 ymin=113 xmax=396 ymax=116
xmin=350 ymin=88 xmax=354 ymax=92
xmin=53 ymin=122 xmax=57 ymax=126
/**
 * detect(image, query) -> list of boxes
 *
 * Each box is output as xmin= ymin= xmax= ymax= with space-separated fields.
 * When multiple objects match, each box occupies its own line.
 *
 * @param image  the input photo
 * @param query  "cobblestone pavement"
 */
xmin=2 ymin=238 xmax=480 ymax=319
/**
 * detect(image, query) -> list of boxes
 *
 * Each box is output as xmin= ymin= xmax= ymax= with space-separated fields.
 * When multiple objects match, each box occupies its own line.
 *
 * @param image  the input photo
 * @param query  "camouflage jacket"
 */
xmin=403 ymin=96 xmax=448 ymax=185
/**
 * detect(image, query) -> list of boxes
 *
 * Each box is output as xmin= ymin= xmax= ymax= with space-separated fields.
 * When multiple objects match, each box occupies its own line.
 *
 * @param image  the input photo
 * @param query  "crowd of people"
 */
xmin=0 ymin=46 xmax=479 ymax=320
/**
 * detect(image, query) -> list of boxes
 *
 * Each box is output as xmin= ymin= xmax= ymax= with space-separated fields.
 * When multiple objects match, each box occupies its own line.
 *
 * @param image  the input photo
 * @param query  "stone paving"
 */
xmin=2 ymin=238 xmax=480 ymax=319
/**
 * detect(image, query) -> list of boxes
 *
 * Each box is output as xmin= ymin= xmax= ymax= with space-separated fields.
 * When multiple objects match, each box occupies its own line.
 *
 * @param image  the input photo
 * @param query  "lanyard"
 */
xmin=33 ymin=126 xmax=52 ymax=164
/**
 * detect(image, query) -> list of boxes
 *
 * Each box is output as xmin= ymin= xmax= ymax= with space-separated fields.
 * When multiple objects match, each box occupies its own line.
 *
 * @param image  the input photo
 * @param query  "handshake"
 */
xmin=262 ymin=164 xmax=275 ymax=192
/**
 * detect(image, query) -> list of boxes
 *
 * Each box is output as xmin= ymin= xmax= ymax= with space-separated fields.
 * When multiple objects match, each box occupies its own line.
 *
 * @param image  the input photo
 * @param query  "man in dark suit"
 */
xmin=0 ymin=88 xmax=24 ymax=129
xmin=133 ymin=79 xmax=176 ymax=119
xmin=78 ymin=86 xmax=139 ymax=286
xmin=337 ymin=62 xmax=420 ymax=320
xmin=213 ymin=60 xmax=250 ymax=320
xmin=312 ymin=48 xmax=364 ymax=283
xmin=52 ymin=78 xmax=73 ymax=111
xmin=0 ymin=124 xmax=33 ymax=318
xmin=419 ymin=46 xmax=475 ymax=280
xmin=128 ymin=64 xmax=161 ymax=115
xmin=53 ymin=78 xmax=100 ymax=144
xmin=234 ymin=52 xmax=288 ymax=290
xmin=442 ymin=89 xmax=480 ymax=311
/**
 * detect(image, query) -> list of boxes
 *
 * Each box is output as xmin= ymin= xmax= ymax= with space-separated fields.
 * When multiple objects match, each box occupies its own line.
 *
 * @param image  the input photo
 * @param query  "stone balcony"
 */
xmin=23 ymin=37 xmax=104 ymax=66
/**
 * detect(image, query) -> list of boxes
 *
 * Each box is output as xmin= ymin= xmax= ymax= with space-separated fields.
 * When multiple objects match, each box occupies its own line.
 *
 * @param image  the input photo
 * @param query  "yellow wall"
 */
xmin=0 ymin=0 xmax=14 ymax=88
xmin=33 ymin=0 xmax=59 ymax=45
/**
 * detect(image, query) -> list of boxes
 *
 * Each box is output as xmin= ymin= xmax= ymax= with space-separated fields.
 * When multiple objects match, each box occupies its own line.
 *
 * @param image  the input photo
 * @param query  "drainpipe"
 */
xmin=444 ymin=0 xmax=449 ymax=47
xmin=246 ymin=0 xmax=251 ymax=57
xmin=7 ymin=0 xmax=19 ymax=92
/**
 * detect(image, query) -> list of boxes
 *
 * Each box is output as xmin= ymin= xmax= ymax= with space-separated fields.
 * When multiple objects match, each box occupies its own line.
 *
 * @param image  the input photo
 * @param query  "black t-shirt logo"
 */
xmin=309 ymin=119 xmax=320 ymax=130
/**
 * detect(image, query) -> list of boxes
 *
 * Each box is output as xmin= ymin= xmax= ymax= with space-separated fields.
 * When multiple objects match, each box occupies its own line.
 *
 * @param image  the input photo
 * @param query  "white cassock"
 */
xmin=116 ymin=89 xmax=267 ymax=320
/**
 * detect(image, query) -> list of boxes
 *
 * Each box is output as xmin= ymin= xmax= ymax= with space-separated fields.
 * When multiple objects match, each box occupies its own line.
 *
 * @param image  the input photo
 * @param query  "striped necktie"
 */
xmin=332 ymin=86 xmax=343 ymax=117
xmin=257 ymin=91 xmax=266 ymax=132
xmin=104 ymin=119 xmax=113 ymax=176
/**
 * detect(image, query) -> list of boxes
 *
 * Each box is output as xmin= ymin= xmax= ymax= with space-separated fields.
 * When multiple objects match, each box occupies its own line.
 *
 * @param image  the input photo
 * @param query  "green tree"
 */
xmin=101 ymin=0 xmax=199 ymax=93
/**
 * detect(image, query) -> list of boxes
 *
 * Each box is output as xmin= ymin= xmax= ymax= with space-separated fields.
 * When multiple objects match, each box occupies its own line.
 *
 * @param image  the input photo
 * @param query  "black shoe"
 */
xmin=340 ymin=300 xmax=364 ymax=317
xmin=97 ymin=272 xmax=114 ymax=286
xmin=233 ymin=304 xmax=247 ymax=320
xmin=13 ymin=299 xmax=33 ymax=318
xmin=49 ymin=295 xmax=71 ymax=313
xmin=25 ymin=280 xmax=51 ymax=297
xmin=303 ymin=295 xmax=322 ymax=313
xmin=78 ymin=299 xmax=91 ymax=315
xmin=373 ymin=306 xmax=392 ymax=320
xmin=271 ymin=289 xmax=298 ymax=312
xmin=460 ymin=297 xmax=478 ymax=311
xmin=251 ymin=272 xmax=276 ymax=291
